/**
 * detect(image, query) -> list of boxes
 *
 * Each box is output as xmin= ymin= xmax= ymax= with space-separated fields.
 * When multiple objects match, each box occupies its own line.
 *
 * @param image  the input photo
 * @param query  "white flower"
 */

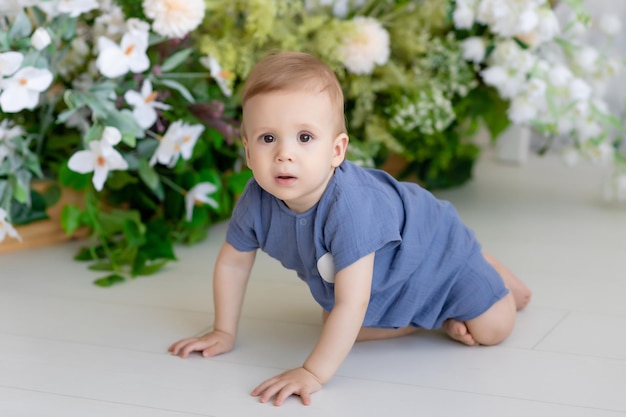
xmin=200 ymin=56 xmax=233 ymax=97
xmin=568 ymin=78 xmax=592 ymax=102
xmin=585 ymin=140 xmax=614 ymax=166
xmin=124 ymin=80 xmax=171 ymax=129
xmin=185 ymin=182 xmax=218 ymax=221
xmin=508 ymin=78 xmax=547 ymax=123
xmin=126 ymin=18 xmax=152 ymax=36
xmin=535 ymin=8 xmax=560 ymax=44
xmin=0 ymin=51 xmax=24 ymax=78
xmin=453 ymin=0 xmax=477 ymax=29
xmin=517 ymin=8 xmax=539 ymax=34
xmin=548 ymin=64 xmax=573 ymax=87
xmin=490 ymin=40 xmax=536 ymax=73
xmin=480 ymin=66 xmax=526 ymax=99
xmin=574 ymin=47 xmax=599 ymax=74
xmin=142 ymin=0 xmax=206 ymax=39
xmin=508 ymin=96 xmax=537 ymax=124
xmin=150 ymin=120 xmax=204 ymax=167
xmin=340 ymin=17 xmax=390 ymax=75
xmin=461 ymin=37 xmax=486 ymax=64
xmin=599 ymin=15 xmax=622 ymax=37
xmin=571 ymin=101 xmax=601 ymax=142
xmin=38 ymin=0 xmax=99 ymax=18
xmin=95 ymin=5 xmax=127 ymax=39
xmin=31 ymin=27 xmax=52 ymax=51
xmin=96 ymin=32 xmax=150 ymax=78
xmin=0 ymin=208 xmax=21 ymax=243
xmin=0 ymin=67 xmax=53 ymax=113
xmin=68 ymin=126 xmax=129 ymax=191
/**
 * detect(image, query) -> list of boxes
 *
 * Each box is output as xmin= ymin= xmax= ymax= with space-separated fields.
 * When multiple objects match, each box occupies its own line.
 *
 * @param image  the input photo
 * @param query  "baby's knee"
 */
xmin=466 ymin=293 xmax=516 ymax=346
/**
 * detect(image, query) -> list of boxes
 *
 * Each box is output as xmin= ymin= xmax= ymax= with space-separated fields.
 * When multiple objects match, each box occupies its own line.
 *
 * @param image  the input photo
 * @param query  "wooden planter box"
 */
xmin=0 ymin=184 xmax=87 ymax=254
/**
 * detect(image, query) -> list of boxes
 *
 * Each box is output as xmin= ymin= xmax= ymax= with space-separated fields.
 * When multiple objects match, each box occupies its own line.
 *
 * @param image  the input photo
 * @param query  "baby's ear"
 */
xmin=242 ymin=136 xmax=251 ymax=165
xmin=332 ymin=133 xmax=349 ymax=167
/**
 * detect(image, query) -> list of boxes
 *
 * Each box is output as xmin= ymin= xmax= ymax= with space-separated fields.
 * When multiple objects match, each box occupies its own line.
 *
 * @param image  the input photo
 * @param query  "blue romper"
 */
xmin=226 ymin=161 xmax=508 ymax=329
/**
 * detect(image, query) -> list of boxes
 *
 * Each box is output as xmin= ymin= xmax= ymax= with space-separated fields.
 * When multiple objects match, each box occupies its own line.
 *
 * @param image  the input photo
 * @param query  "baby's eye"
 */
xmin=261 ymin=134 xmax=275 ymax=143
xmin=298 ymin=133 xmax=312 ymax=143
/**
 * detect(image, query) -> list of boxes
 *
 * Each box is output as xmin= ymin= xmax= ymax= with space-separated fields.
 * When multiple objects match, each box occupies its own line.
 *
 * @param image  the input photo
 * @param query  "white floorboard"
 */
xmin=1 ymin=151 xmax=625 ymax=416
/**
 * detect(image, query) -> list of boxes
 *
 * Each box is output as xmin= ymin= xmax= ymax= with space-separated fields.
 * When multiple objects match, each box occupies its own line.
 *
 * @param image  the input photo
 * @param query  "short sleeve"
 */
xmin=226 ymin=180 xmax=261 ymax=252
xmin=323 ymin=184 xmax=402 ymax=272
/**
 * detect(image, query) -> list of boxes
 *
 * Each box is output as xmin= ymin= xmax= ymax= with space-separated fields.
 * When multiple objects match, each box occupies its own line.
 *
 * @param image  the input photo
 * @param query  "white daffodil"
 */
xmin=31 ymin=27 xmax=52 ymax=50
xmin=0 ymin=208 xmax=21 ymax=243
xmin=37 ymin=0 xmax=99 ymax=18
xmin=150 ymin=120 xmax=204 ymax=167
xmin=200 ymin=56 xmax=233 ymax=97
xmin=185 ymin=182 xmax=218 ymax=221
xmin=0 ymin=67 xmax=53 ymax=113
xmin=95 ymin=31 xmax=150 ymax=79
xmin=68 ymin=126 xmax=129 ymax=191
xmin=124 ymin=80 xmax=171 ymax=129
xmin=0 ymin=51 xmax=24 ymax=79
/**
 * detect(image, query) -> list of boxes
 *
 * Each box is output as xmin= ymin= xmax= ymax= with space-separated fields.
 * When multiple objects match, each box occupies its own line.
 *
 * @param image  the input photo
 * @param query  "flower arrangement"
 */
xmin=0 ymin=0 xmax=624 ymax=285
xmin=0 ymin=0 xmax=248 ymax=285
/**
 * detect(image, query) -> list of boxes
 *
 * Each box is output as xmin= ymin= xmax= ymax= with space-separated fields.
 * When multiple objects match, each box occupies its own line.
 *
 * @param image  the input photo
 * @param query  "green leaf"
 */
xmin=139 ymin=219 xmax=177 ymax=261
xmin=160 ymin=48 xmax=194 ymax=72
xmin=10 ymin=188 xmax=49 ymax=225
xmin=94 ymin=274 xmax=126 ymax=287
xmin=121 ymin=132 xmax=137 ymax=147
xmin=106 ymin=170 xmax=138 ymax=190
xmin=122 ymin=219 xmax=146 ymax=248
xmin=226 ymin=170 xmax=253 ymax=195
xmin=104 ymin=110 xmax=145 ymax=139
xmin=9 ymin=11 xmax=32 ymax=39
xmin=74 ymin=245 xmax=106 ymax=261
xmin=58 ymin=163 xmax=92 ymax=190
xmin=61 ymin=204 xmax=84 ymax=234
xmin=138 ymin=160 xmax=164 ymax=200
xmin=88 ymin=262 xmax=115 ymax=272
xmin=156 ymin=79 xmax=195 ymax=103
xmin=134 ymin=259 xmax=169 ymax=276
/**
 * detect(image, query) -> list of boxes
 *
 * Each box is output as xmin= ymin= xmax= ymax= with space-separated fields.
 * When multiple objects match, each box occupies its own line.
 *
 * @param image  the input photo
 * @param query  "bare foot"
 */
xmin=483 ymin=253 xmax=532 ymax=311
xmin=443 ymin=319 xmax=477 ymax=346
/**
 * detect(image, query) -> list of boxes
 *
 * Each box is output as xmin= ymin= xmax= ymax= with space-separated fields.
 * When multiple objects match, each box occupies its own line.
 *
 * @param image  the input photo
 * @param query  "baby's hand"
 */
xmin=168 ymin=329 xmax=235 ymax=359
xmin=252 ymin=367 xmax=323 ymax=406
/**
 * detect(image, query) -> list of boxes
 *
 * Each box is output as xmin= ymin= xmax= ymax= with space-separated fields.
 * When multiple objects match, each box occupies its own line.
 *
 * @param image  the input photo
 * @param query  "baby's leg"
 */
xmin=321 ymin=310 xmax=419 ymax=342
xmin=444 ymin=253 xmax=531 ymax=346
xmin=483 ymin=252 xmax=532 ymax=310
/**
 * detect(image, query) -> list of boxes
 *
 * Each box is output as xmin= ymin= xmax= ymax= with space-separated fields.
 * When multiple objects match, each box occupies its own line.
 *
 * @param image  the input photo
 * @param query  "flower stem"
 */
xmin=160 ymin=175 xmax=187 ymax=195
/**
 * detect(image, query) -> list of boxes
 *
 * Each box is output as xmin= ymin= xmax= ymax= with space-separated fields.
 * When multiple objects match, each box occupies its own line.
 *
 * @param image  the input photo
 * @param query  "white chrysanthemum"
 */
xmin=142 ymin=0 xmax=206 ymax=39
xmin=341 ymin=17 xmax=390 ymax=75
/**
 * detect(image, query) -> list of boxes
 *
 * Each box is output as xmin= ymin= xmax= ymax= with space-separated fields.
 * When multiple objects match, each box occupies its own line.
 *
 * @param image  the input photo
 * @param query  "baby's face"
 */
xmin=242 ymin=89 xmax=347 ymax=213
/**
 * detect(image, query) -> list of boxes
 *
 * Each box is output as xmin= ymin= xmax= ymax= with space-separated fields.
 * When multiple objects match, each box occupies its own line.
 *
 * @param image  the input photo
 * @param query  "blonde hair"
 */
xmin=241 ymin=51 xmax=347 ymax=134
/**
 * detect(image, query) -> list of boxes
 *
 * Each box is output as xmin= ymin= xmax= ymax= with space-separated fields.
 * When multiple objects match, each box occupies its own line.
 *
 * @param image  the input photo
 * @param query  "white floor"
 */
xmin=1 ymin=150 xmax=626 ymax=417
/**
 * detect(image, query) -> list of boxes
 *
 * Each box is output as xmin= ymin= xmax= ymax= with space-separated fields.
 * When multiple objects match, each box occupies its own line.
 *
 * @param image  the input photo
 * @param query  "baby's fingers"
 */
xmin=169 ymin=338 xmax=213 ymax=358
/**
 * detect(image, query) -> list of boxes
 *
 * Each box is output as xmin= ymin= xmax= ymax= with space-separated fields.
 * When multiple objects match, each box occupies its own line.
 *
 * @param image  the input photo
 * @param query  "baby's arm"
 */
xmin=169 ymin=242 xmax=256 ymax=358
xmin=252 ymin=252 xmax=375 ymax=406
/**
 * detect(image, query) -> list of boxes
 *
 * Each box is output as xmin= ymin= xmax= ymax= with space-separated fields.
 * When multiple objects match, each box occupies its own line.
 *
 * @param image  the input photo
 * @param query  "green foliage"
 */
xmin=196 ymin=0 xmax=490 ymax=189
